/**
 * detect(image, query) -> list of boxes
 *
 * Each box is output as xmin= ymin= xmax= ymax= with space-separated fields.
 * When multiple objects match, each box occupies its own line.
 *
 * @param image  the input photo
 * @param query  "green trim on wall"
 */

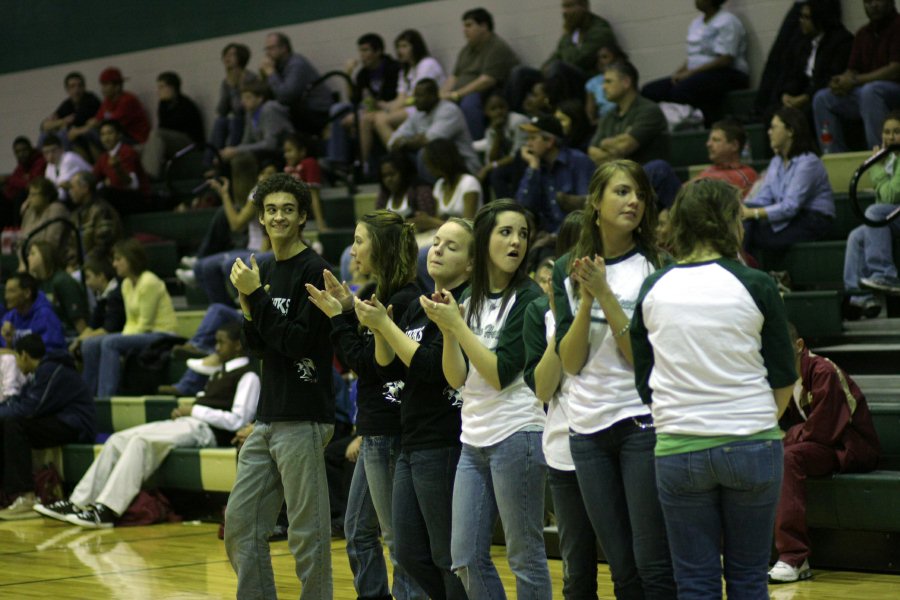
xmin=1 ymin=0 xmax=431 ymax=75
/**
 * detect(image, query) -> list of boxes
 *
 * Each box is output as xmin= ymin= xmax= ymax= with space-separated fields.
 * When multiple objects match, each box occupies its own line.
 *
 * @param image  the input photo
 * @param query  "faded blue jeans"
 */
xmin=569 ymin=418 xmax=676 ymax=600
xmin=81 ymin=332 xmax=174 ymax=397
xmin=345 ymin=435 xmax=426 ymax=600
xmin=843 ymin=202 xmax=900 ymax=302
xmin=451 ymin=431 xmax=552 ymax=600
xmin=224 ymin=421 xmax=334 ymax=600
xmin=655 ymin=439 xmax=784 ymax=600
xmin=813 ymin=81 xmax=900 ymax=151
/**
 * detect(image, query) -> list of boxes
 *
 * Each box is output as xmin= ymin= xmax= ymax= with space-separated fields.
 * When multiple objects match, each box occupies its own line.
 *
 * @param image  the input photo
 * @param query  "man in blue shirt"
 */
xmin=515 ymin=114 xmax=595 ymax=233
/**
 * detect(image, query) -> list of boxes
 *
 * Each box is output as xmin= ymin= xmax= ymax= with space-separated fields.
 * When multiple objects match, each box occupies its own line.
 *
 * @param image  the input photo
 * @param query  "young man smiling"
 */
xmin=225 ymin=173 xmax=335 ymax=600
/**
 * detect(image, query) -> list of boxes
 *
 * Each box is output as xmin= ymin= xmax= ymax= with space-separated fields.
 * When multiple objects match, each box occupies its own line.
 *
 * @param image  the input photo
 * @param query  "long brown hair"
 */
xmin=569 ymin=159 xmax=660 ymax=275
xmin=360 ymin=209 xmax=418 ymax=303
xmin=669 ymin=179 xmax=743 ymax=260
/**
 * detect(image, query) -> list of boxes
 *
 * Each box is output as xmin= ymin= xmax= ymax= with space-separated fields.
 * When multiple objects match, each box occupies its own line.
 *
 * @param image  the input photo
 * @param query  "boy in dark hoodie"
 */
xmin=0 ymin=334 xmax=95 ymax=519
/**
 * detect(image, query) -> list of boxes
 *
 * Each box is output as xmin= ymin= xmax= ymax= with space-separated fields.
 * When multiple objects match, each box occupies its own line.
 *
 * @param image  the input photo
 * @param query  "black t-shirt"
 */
xmin=90 ymin=284 xmax=125 ymax=333
xmin=158 ymin=95 xmax=205 ymax=143
xmin=378 ymin=283 xmax=468 ymax=451
xmin=244 ymin=248 xmax=334 ymax=423
xmin=55 ymin=93 xmax=102 ymax=127
xmin=354 ymin=56 xmax=402 ymax=104
xmin=330 ymin=280 xmax=423 ymax=436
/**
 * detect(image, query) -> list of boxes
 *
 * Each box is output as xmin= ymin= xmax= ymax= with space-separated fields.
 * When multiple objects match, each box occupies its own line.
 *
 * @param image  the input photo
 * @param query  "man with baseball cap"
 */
xmin=515 ymin=114 xmax=595 ymax=233
xmin=68 ymin=67 xmax=151 ymax=147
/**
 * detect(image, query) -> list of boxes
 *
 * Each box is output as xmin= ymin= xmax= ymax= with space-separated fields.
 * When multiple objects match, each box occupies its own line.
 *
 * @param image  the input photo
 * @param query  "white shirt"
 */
xmin=45 ymin=151 xmax=91 ymax=198
xmin=686 ymin=10 xmax=748 ymax=74
xmin=540 ymin=308 xmax=575 ymax=471
xmin=432 ymin=174 xmax=482 ymax=218
xmin=397 ymin=56 xmax=446 ymax=98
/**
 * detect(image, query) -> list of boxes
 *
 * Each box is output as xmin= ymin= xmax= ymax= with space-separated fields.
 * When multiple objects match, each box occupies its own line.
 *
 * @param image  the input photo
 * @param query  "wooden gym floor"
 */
xmin=0 ymin=519 xmax=897 ymax=599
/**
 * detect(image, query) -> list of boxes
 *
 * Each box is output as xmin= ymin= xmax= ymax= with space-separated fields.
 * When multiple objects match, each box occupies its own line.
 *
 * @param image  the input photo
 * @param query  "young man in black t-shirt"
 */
xmin=225 ymin=173 xmax=335 ymax=599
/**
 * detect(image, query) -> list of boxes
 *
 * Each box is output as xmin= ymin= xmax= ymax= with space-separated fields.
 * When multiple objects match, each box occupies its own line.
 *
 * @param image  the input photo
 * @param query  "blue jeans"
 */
xmin=813 ymin=81 xmax=900 ymax=151
xmin=189 ymin=302 xmax=242 ymax=352
xmin=194 ymin=250 xmax=274 ymax=306
xmin=393 ymin=446 xmax=467 ymax=600
xmin=81 ymin=332 xmax=173 ymax=397
xmin=569 ymin=419 xmax=676 ymax=600
xmin=206 ymin=114 xmax=245 ymax=165
xmin=548 ymin=467 xmax=599 ymax=600
xmin=459 ymin=93 xmax=485 ymax=140
xmin=326 ymin=102 xmax=354 ymax=165
xmin=451 ymin=431 xmax=552 ymax=600
xmin=225 ymin=421 xmax=334 ymax=600
xmin=345 ymin=435 xmax=426 ymax=600
xmin=843 ymin=203 xmax=900 ymax=300
xmin=655 ymin=440 xmax=784 ymax=600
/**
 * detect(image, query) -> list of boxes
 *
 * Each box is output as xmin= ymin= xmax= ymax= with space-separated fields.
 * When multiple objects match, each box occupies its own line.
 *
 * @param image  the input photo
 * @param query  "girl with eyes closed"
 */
xmin=553 ymin=159 xmax=676 ymax=598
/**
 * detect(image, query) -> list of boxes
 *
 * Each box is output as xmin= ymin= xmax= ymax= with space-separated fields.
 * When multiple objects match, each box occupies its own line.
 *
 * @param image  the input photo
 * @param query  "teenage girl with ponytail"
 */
xmin=307 ymin=209 xmax=426 ymax=600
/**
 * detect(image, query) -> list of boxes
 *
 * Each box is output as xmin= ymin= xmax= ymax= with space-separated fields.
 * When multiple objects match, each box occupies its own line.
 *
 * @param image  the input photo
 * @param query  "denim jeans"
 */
xmin=225 ymin=421 xmax=334 ymax=600
xmin=81 ymin=332 xmax=174 ymax=397
xmin=813 ymin=81 xmax=900 ymax=151
xmin=459 ymin=93 xmax=486 ymax=140
xmin=569 ymin=419 xmax=676 ymax=600
xmin=206 ymin=114 xmax=245 ymax=165
xmin=189 ymin=302 xmax=242 ymax=352
xmin=548 ymin=467 xmax=599 ymax=600
xmin=393 ymin=446 xmax=468 ymax=600
xmin=843 ymin=203 xmax=900 ymax=300
xmin=194 ymin=250 xmax=274 ymax=306
xmin=345 ymin=435 xmax=426 ymax=600
xmin=655 ymin=439 xmax=784 ymax=600
xmin=451 ymin=431 xmax=552 ymax=600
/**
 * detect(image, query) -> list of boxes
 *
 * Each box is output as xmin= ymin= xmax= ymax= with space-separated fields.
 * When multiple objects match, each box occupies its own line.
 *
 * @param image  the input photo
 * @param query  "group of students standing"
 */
xmin=223 ymin=154 xmax=797 ymax=600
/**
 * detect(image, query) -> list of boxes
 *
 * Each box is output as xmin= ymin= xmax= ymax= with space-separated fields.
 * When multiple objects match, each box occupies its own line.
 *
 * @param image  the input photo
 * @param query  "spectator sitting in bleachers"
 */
xmin=39 ymin=72 xmax=101 ymax=159
xmin=584 ymin=41 xmax=629 ymax=125
xmin=813 ymin=0 xmax=900 ymax=151
xmin=41 ymin=134 xmax=91 ymax=201
xmin=388 ymin=78 xmax=481 ymax=177
xmin=742 ymin=107 xmax=834 ymax=259
xmin=219 ymin=80 xmax=294 ymax=164
xmin=284 ymin=134 xmax=328 ymax=231
xmin=693 ymin=118 xmax=759 ymax=198
xmin=441 ymin=7 xmax=519 ymax=140
xmin=67 ymin=67 xmax=151 ymax=149
xmin=843 ymin=110 xmax=900 ymax=318
xmin=0 ymin=334 xmax=95 ymax=520
xmin=421 ymin=138 xmax=482 ymax=231
xmin=328 ymin=33 xmax=402 ymax=171
xmin=588 ymin=61 xmax=669 ymax=166
xmin=259 ymin=32 xmax=332 ymax=136
xmin=556 ymin=99 xmax=594 ymax=155
xmin=1 ymin=137 xmax=46 ymax=228
xmin=81 ymin=238 xmax=177 ymax=398
xmin=515 ymin=114 xmax=594 ymax=234
xmin=141 ymin=71 xmax=205 ymax=180
xmin=37 ymin=320 xmax=259 ymax=529
xmin=1 ymin=273 xmax=66 ymax=354
xmin=768 ymin=323 xmax=880 ymax=583
xmin=642 ymin=0 xmax=750 ymax=127
xmin=475 ymin=93 xmax=529 ymax=199
xmin=777 ymin=0 xmax=853 ymax=119
xmin=93 ymin=119 xmax=150 ymax=216
xmin=27 ymin=241 xmax=89 ymax=336
xmin=209 ymin=43 xmax=259 ymax=158
xmin=366 ymin=30 xmax=446 ymax=172
xmin=374 ymin=151 xmax=436 ymax=225
xmin=507 ymin=0 xmax=618 ymax=113
xmin=67 ymin=170 xmax=124 ymax=265
xmin=18 ymin=177 xmax=72 ymax=268
xmin=68 ymin=255 xmax=125 ymax=357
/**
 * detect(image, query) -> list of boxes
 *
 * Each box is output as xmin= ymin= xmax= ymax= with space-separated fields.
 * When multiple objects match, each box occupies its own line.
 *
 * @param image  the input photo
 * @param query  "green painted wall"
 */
xmin=1 ymin=0 xmax=429 ymax=75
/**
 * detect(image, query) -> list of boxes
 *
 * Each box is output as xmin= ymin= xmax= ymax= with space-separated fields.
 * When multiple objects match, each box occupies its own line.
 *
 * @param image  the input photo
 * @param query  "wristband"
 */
xmin=612 ymin=323 xmax=630 ymax=338
xmin=754 ymin=208 xmax=761 ymax=220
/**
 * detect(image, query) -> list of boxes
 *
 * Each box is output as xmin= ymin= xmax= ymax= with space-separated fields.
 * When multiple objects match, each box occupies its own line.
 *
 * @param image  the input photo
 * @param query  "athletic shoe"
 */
xmin=34 ymin=499 xmax=80 ymax=522
xmin=861 ymin=275 xmax=900 ymax=294
xmin=66 ymin=504 xmax=117 ymax=529
xmin=180 ymin=255 xmax=198 ymax=269
xmin=768 ymin=559 xmax=812 ymax=583
xmin=175 ymin=268 xmax=196 ymax=286
xmin=0 ymin=494 xmax=39 ymax=520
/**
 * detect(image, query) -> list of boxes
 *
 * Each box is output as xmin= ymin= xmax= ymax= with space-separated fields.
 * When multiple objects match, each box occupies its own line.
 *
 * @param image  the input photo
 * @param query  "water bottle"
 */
xmin=820 ymin=121 xmax=834 ymax=154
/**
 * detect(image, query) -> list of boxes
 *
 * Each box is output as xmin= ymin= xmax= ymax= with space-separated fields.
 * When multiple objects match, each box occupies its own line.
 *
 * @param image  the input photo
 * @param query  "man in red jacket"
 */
xmin=0 ymin=137 xmax=46 ymax=226
xmin=769 ymin=323 xmax=881 ymax=583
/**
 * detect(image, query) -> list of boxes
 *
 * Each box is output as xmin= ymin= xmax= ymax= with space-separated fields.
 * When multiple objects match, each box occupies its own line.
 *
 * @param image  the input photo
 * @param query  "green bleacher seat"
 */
xmin=828 ymin=192 xmax=876 ymax=240
xmin=321 ymin=189 xmax=357 ymax=228
xmin=668 ymin=130 xmax=709 ymax=168
xmin=318 ymin=229 xmax=354 ymax=267
xmin=822 ymin=151 xmax=872 ymax=193
xmin=761 ymin=240 xmax=846 ymax=289
xmin=124 ymin=208 xmax=218 ymax=255
xmin=783 ymin=291 xmax=843 ymax=339
xmin=144 ymin=240 xmax=179 ymax=279
xmin=723 ymin=89 xmax=757 ymax=121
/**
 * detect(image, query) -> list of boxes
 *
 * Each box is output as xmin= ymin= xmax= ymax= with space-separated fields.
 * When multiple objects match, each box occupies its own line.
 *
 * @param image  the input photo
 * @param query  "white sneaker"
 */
xmin=768 ymin=559 xmax=812 ymax=583
xmin=180 ymin=255 xmax=198 ymax=269
xmin=175 ymin=268 xmax=196 ymax=286
xmin=0 ymin=493 xmax=39 ymax=520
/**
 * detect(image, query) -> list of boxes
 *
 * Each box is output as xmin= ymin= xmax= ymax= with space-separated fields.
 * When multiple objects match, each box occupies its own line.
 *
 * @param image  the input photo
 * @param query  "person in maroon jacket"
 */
xmin=769 ymin=322 xmax=881 ymax=583
xmin=93 ymin=120 xmax=150 ymax=215
xmin=0 ymin=137 xmax=46 ymax=226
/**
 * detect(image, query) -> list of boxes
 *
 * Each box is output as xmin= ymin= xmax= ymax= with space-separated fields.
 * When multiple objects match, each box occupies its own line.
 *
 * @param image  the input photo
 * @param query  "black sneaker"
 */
xmin=34 ymin=499 xmax=80 ymax=522
xmin=66 ymin=504 xmax=117 ymax=529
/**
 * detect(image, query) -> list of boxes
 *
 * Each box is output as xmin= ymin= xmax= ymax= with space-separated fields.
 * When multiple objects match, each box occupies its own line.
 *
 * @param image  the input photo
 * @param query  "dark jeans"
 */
xmin=743 ymin=210 xmax=833 ymax=261
xmin=1 ymin=415 xmax=81 ymax=495
xmin=569 ymin=418 xmax=676 ymax=600
xmin=393 ymin=446 xmax=467 ymax=600
xmin=548 ymin=467 xmax=599 ymax=600
xmin=642 ymin=68 xmax=749 ymax=126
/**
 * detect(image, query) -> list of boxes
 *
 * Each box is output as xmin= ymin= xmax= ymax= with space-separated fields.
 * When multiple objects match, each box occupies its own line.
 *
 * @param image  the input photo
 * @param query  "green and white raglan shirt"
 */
xmin=631 ymin=257 xmax=798 ymax=457
xmin=552 ymin=249 xmax=656 ymax=434
xmin=459 ymin=279 xmax=545 ymax=447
